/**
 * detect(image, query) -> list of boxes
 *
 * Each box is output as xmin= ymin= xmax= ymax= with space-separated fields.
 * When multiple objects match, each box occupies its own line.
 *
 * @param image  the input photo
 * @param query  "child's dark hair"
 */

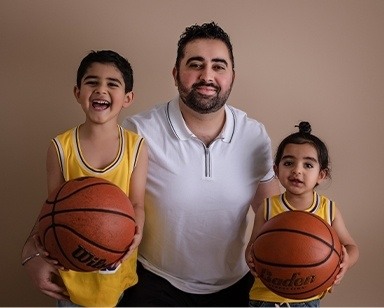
xmin=175 ymin=21 xmax=234 ymax=70
xmin=275 ymin=121 xmax=331 ymax=177
xmin=76 ymin=50 xmax=133 ymax=93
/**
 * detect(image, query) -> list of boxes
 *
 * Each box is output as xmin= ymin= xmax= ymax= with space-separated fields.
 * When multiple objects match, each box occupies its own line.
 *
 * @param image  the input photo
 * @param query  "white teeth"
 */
xmin=92 ymin=99 xmax=111 ymax=110
xmin=93 ymin=100 xmax=110 ymax=105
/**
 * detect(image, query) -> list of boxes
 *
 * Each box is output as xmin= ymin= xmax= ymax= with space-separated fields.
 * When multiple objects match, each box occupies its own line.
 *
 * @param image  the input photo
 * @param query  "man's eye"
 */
xmin=189 ymin=63 xmax=202 ymax=69
xmin=213 ymin=65 xmax=226 ymax=71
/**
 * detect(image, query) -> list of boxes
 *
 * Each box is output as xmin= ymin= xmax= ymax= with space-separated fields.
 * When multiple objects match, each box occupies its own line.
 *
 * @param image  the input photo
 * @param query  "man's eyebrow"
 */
xmin=83 ymin=75 xmax=123 ymax=85
xmin=212 ymin=58 xmax=229 ymax=66
xmin=186 ymin=56 xmax=229 ymax=67
xmin=186 ymin=56 xmax=204 ymax=65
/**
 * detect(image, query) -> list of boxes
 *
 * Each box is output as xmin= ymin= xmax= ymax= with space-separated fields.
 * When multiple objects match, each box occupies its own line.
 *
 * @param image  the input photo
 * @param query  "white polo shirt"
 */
xmin=122 ymin=97 xmax=274 ymax=294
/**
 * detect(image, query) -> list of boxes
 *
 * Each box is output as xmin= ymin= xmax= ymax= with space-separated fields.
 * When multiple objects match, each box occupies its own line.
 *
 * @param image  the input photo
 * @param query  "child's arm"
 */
xmin=245 ymin=203 xmax=267 ymax=277
xmin=21 ymin=142 xmax=69 ymax=300
xmin=332 ymin=206 xmax=359 ymax=285
xmin=125 ymin=141 xmax=148 ymax=256
xmin=245 ymin=179 xmax=280 ymax=275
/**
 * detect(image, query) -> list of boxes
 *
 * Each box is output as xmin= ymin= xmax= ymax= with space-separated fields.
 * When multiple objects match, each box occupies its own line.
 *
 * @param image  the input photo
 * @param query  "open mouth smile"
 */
xmin=92 ymin=99 xmax=111 ymax=110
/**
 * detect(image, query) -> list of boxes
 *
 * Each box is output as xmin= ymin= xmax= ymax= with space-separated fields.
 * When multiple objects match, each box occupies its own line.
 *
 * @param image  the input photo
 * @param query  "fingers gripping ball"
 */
xmin=38 ymin=176 xmax=136 ymax=272
xmin=252 ymin=211 xmax=342 ymax=300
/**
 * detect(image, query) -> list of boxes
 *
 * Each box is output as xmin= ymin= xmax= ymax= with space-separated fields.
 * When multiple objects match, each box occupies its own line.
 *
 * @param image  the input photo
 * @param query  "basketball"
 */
xmin=252 ymin=211 xmax=342 ymax=300
xmin=38 ymin=176 xmax=136 ymax=272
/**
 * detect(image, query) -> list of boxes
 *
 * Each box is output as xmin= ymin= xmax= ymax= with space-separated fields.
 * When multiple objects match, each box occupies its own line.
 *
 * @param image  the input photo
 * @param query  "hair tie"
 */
xmin=295 ymin=121 xmax=312 ymax=134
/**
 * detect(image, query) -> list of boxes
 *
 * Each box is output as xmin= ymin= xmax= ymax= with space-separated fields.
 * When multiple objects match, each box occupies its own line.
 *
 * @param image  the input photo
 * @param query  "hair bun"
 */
xmin=295 ymin=121 xmax=312 ymax=134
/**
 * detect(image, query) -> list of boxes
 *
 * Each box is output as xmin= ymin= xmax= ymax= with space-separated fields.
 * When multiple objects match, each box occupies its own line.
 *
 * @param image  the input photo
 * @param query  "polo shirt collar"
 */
xmin=166 ymin=96 xmax=235 ymax=143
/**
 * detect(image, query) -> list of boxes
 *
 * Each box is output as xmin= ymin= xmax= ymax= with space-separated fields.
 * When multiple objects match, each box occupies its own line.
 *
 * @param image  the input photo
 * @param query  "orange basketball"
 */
xmin=252 ymin=211 xmax=342 ymax=300
xmin=38 ymin=176 xmax=136 ymax=272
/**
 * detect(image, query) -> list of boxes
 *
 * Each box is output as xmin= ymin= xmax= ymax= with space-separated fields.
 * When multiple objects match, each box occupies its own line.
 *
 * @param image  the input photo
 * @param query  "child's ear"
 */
xmin=317 ymin=169 xmax=328 ymax=184
xmin=273 ymin=165 xmax=279 ymax=178
xmin=123 ymin=92 xmax=134 ymax=108
xmin=73 ymin=85 xmax=81 ymax=102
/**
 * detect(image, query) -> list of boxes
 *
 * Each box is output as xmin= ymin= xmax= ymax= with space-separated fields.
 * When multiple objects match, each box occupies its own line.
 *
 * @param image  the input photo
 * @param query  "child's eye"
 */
xmin=305 ymin=163 xmax=314 ymax=168
xmin=283 ymin=161 xmax=292 ymax=166
xmin=85 ymin=80 xmax=98 ymax=86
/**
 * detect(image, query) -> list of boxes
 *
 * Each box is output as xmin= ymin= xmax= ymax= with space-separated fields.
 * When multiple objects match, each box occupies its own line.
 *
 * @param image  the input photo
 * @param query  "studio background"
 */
xmin=1 ymin=0 xmax=383 ymax=306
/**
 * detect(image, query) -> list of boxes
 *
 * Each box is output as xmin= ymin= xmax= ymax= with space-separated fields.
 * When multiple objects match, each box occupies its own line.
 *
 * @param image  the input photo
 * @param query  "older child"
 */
xmin=246 ymin=121 xmax=359 ymax=307
xmin=21 ymin=50 xmax=148 ymax=307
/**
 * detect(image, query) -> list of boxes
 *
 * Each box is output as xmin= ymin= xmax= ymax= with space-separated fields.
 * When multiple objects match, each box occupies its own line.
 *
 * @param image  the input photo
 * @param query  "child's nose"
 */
xmin=95 ymin=83 xmax=108 ymax=94
xmin=292 ymin=166 xmax=302 ymax=174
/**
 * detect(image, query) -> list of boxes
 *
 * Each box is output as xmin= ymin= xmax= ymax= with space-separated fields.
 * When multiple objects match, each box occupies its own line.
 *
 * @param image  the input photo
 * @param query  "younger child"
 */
xmin=246 ymin=121 xmax=359 ymax=307
xmin=21 ymin=50 xmax=148 ymax=307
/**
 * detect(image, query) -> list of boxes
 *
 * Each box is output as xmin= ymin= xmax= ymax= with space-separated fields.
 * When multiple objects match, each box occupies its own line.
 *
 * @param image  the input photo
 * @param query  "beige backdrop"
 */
xmin=1 ymin=0 xmax=383 ymax=306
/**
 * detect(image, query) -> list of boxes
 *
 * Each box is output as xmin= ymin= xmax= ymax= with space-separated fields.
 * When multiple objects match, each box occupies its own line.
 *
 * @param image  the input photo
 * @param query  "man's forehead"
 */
xmin=183 ymin=39 xmax=231 ymax=62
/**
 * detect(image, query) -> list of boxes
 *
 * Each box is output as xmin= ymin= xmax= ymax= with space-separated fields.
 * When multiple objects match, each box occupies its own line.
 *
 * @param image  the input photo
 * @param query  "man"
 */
xmin=120 ymin=22 xmax=280 ymax=306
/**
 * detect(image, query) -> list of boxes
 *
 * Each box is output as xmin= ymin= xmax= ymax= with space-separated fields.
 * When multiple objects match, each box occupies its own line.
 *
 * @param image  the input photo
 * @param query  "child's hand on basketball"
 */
xmin=245 ymin=242 xmax=258 ymax=277
xmin=112 ymin=225 xmax=143 ymax=267
xmin=127 ymin=224 xmax=143 ymax=254
xmin=333 ymin=245 xmax=349 ymax=285
xmin=33 ymin=234 xmax=67 ymax=271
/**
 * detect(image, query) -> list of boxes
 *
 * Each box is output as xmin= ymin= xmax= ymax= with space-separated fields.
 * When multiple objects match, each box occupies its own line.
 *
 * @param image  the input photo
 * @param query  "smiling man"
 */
xmin=120 ymin=22 xmax=280 ymax=307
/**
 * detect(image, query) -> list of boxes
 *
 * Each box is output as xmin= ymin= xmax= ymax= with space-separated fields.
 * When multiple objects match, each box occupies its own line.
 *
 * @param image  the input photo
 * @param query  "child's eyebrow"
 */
xmin=281 ymin=155 xmax=318 ymax=162
xmin=281 ymin=155 xmax=294 ymax=160
xmin=304 ymin=156 xmax=318 ymax=162
xmin=83 ymin=75 xmax=123 ymax=85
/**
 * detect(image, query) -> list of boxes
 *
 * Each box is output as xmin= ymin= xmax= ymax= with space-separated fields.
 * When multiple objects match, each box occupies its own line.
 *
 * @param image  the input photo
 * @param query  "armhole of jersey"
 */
xmin=132 ymin=137 xmax=144 ymax=169
xmin=264 ymin=198 xmax=271 ymax=221
xmin=52 ymin=137 xmax=65 ymax=176
xmin=328 ymin=200 xmax=335 ymax=226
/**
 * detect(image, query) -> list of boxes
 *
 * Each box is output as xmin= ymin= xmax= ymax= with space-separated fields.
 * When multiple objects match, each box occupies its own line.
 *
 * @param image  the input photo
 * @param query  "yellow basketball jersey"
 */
xmin=52 ymin=125 xmax=144 ymax=307
xmin=249 ymin=192 xmax=336 ymax=303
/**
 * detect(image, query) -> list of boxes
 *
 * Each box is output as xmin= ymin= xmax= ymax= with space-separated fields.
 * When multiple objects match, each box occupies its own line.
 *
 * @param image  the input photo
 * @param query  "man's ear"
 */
xmin=172 ymin=67 xmax=178 ymax=87
xmin=122 ymin=91 xmax=134 ymax=108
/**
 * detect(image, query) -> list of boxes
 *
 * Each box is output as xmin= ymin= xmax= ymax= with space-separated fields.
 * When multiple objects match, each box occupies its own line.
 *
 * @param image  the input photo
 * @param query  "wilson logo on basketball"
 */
xmin=260 ymin=269 xmax=316 ymax=289
xmin=72 ymin=245 xmax=115 ymax=270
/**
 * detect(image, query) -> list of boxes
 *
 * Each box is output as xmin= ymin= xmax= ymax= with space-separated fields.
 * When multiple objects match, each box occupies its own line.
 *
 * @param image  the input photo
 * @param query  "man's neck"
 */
xmin=179 ymin=101 xmax=226 ymax=146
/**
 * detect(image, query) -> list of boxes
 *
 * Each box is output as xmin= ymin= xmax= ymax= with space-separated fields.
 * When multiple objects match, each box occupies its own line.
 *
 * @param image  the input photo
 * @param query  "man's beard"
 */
xmin=178 ymin=79 xmax=232 ymax=114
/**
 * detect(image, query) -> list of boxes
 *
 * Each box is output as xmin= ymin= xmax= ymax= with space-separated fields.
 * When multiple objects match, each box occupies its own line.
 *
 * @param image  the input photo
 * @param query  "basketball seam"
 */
xmin=39 ymin=208 xmax=135 ymax=222
xmin=43 ymin=223 xmax=130 ymax=253
xmin=254 ymin=229 xmax=337 ymax=267
xmin=47 ymin=181 xmax=120 ymax=204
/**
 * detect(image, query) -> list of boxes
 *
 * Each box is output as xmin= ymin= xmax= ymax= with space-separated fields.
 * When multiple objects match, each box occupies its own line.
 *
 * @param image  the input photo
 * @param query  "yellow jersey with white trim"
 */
xmin=51 ymin=125 xmax=144 ymax=307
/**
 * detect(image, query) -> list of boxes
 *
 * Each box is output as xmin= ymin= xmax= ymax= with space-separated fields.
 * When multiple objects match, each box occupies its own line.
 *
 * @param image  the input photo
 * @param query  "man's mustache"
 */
xmin=192 ymin=81 xmax=220 ymax=91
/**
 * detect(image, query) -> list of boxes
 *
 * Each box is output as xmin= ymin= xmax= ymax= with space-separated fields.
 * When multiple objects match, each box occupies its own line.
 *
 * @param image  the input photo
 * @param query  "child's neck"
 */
xmin=77 ymin=122 xmax=120 ymax=169
xmin=79 ymin=121 xmax=119 ymax=140
xmin=284 ymin=190 xmax=315 ymax=211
